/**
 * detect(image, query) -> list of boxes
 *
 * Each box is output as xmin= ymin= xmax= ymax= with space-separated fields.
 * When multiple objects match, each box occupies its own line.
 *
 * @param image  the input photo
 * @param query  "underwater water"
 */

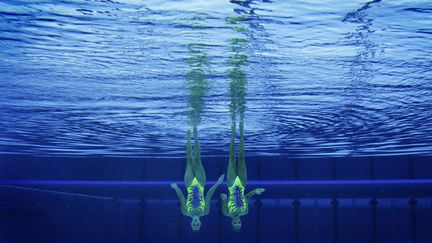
xmin=0 ymin=0 xmax=432 ymax=243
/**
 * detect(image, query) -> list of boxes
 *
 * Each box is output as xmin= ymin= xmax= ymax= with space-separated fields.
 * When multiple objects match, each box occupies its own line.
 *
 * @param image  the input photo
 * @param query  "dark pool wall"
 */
xmin=1 ymin=186 xmax=431 ymax=243
xmin=1 ymin=155 xmax=432 ymax=181
xmin=1 ymin=155 xmax=432 ymax=243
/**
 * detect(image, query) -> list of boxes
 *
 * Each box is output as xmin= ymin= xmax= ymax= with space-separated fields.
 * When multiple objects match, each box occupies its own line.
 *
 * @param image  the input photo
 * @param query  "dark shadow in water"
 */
xmin=230 ymin=0 xmax=273 ymax=15
xmin=343 ymin=0 xmax=382 ymax=23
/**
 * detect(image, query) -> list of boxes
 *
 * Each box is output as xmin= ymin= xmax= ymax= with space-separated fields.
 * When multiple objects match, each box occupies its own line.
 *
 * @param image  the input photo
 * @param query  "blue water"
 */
xmin=1 ymin=0 xmax=432 ymax=243
xmin=1 ymin=0 xmax=432 ymax=158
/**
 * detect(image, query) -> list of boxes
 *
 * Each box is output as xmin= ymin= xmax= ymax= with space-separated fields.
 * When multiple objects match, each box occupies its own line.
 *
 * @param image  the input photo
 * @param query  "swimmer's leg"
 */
xmin=193 ymin=126 xmax=206 ymax=185
xmin=237 ymin=118 xmax=247 ymax=187
xmin=184 ymin=129 xmax=194 ymax=187
xmin=227 ymin=120 xmax=237 ymax=187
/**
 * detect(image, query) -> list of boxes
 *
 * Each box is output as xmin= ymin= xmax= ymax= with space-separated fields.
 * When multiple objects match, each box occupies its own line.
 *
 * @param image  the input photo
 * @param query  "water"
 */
xmin=0 ymin=0 xmax=432 ymax=243
xmin=1 ymin=0 xmax=431 ymax=158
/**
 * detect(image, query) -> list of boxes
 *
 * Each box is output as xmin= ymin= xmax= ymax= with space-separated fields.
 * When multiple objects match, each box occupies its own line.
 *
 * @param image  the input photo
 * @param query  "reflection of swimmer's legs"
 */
xmin=227 ymin=120 xmax=237 ymax=187
xmin=184 ymin=129 xmax=194 ymax=187
xmin=193 ymin=126 xmax=206 ymax=185
xmin=237 ymin=118 xmax=247 ymax=187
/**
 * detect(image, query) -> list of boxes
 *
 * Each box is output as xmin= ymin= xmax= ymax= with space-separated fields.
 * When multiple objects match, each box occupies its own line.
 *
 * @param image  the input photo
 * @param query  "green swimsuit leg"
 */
xmin=227 ymin=119 xmax=237 ymax=187
xmin=184 ymin=129 xmax=194 ymax=187
xmin=192 ymin=126 xmax=206 ymax=185
xmin=237 ymin=118 xmax=247 ymax=188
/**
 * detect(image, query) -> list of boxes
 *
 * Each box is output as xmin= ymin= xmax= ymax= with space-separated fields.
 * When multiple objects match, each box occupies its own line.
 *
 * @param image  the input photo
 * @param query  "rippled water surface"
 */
xmin=0 ymin=0 xmax=431 ymax=158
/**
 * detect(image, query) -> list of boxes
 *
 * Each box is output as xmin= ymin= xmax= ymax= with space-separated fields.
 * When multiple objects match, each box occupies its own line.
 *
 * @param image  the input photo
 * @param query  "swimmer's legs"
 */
xmin=184 ymin=129 xmax=194 ymax=187
xmin=237 ymin=118 xmax=247 ymax=187
xmin=193 ymin=126 xmax=206 ymax=185
xmin=227 ymin=120 xmax=237 ymax=187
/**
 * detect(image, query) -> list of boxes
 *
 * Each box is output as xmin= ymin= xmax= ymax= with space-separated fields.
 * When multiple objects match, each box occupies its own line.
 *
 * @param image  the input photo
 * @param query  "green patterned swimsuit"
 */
xmin=186 ymin=177 xmax=205 ymax=214
xmin=228 ymin=176 xmax=247 ymax=216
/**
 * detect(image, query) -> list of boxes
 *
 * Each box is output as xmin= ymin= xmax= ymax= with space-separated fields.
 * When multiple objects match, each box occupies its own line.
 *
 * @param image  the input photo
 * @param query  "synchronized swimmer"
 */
xmin=221 ymin=120 xmax=265 ymax=231
xmin=171 ymin=128 xmax=224 ymax=231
